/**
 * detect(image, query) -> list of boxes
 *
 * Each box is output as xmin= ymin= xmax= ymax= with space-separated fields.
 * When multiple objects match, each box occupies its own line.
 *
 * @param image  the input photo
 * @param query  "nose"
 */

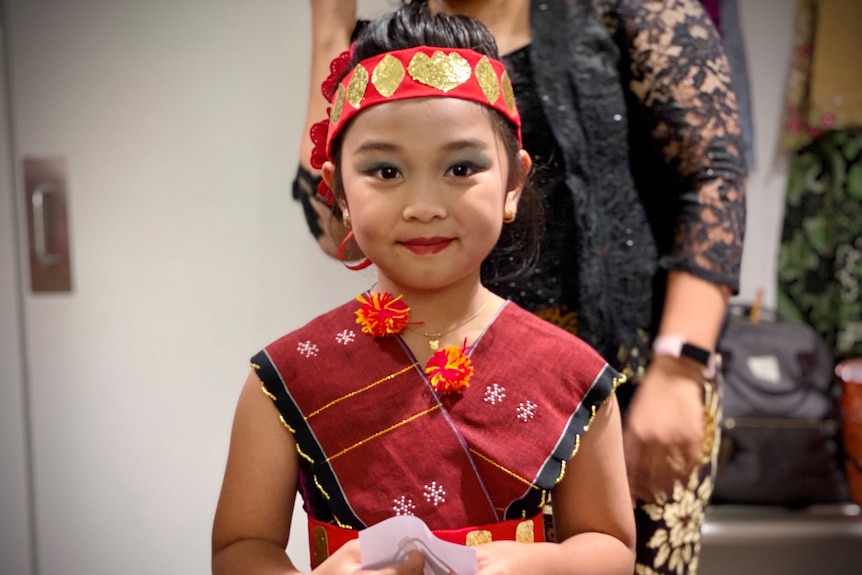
xmin=401 ymin=176 xmax=446 ymax=222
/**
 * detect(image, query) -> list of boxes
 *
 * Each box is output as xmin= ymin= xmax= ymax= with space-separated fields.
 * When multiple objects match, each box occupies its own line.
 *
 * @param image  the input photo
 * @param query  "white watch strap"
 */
xmin=652 ymin=334 xmax=716 ymax=379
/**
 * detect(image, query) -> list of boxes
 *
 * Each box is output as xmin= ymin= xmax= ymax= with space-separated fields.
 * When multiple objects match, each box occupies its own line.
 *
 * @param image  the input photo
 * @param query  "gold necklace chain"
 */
xmin=408 ymin=295 xmax=491 ymax=351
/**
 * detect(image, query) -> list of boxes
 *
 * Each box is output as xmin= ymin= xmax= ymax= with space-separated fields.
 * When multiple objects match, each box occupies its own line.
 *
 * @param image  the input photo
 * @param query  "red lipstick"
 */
xmin=400 ymin=237 xmax=452 ymax=255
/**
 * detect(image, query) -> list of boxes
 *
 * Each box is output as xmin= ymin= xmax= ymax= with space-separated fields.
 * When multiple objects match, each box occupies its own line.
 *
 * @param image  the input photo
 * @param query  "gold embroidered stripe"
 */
xmin=313 ymin=474 xmax=330 ymax=501
xmin=333 ymin=515 xmax=353 ymax=529
xmin=556 ymin=459 xmax=567 ymax=483
xmin=570 ymin=434 xmax=582 ymax=460
xmin=295 ymin=442 xmax=314 ymax=464
xmin=306 ymin=366 xmax=414 ymax=419
xmin=327 ymin=405 xmax=440 ymax=462
xmin=261 ymin=385 xmax=277 ymax=402
xmin=469 ymin=449 xmax=538 ymax=490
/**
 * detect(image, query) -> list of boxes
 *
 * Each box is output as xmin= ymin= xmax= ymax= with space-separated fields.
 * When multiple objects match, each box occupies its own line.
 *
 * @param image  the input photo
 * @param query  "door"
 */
xmin=0 ymin=7 xmax=36 ymax=575
xmin=3 ymin=1 xmax=378 ymax=573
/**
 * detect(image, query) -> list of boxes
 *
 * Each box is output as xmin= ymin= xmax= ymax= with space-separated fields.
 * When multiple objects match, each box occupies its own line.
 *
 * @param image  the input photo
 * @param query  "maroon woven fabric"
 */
xmin=255 ymin=299 xmax=616 ymax=531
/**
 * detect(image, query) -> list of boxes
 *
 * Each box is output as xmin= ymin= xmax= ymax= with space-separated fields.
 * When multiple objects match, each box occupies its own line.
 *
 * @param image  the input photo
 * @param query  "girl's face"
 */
xmin=323 ymin=97 xmax=527 ymax=293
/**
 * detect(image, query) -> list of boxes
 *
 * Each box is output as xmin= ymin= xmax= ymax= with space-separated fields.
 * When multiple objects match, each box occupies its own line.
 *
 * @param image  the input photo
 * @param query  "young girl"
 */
xmin=212 ymin=5 xmax=634 ymax=574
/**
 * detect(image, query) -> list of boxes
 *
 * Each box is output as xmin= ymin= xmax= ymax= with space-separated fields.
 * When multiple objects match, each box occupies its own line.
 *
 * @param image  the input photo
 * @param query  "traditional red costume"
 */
xmin=252 ymin=297 xmax=620 ymax=566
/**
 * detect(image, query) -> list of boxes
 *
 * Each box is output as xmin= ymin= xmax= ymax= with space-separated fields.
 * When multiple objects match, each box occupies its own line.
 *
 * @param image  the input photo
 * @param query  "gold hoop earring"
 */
xmin=503 ymin=209 xmax=516 ymax=224
xmin=342 ymin=210 xmax=351 ymax=229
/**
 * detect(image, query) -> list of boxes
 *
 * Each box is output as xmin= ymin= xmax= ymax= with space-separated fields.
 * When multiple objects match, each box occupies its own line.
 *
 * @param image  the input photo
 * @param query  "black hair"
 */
xmin=329 ymin=2 xmax=543 ymax=282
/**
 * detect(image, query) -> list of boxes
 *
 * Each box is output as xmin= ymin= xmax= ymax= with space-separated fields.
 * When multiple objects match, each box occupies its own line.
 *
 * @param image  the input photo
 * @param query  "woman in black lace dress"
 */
xmin=292 ymin=1 xmax=746 ymax=573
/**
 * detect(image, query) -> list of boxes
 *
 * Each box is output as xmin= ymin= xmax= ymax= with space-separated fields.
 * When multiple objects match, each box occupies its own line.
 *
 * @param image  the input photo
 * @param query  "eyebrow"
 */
xmin=353 ymin=138 xmax=490 ymax=155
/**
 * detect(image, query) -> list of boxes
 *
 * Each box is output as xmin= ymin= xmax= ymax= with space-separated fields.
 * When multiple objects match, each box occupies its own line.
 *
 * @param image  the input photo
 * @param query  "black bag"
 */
xmin=712 ymin=309 xmax=849 ymax=506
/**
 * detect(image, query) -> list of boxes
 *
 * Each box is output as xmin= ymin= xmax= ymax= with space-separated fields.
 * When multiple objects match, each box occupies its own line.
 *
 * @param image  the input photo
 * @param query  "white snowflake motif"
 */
xmin=484 ymin=383 xmax=506 ymax=405
xmin=335 ymin=329 xmax=356 ymax=345
xmin=392 ymin=496 xmax=416 ymax=516
xmin=517 ymin=400 xmax=537 ymax=422
xmin=423 ymin=481 xmax=446 ymax=507
xmin=296 ymin=340 xmax=319 ymax=358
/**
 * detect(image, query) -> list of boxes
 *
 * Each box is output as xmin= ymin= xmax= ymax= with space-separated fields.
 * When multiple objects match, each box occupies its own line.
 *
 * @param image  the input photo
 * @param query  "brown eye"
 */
xmin=447 ymin=162 xmax=481 ymax=177
xmin=366 ymin=164 xmax=401 ymax=180
xmin=379 ymin=166 xmax=399 ymax=179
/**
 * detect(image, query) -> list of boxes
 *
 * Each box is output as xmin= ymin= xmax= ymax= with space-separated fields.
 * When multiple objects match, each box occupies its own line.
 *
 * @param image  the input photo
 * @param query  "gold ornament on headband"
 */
xmin=346 ymin=65 xmax=369 ymax=109
xmin=408 ymin=51 xmax=471 ymax=92
xmin=309 ymin=46 xmax=522 ymax=206
xmin=372 ymin=54 xmax=405 ymax=97
xmin=476 ymin=57 xmax=500 ymax=104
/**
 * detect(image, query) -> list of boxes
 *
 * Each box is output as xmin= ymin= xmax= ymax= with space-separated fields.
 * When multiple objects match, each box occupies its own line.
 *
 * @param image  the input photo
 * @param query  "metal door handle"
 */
xmin=31 ymin=183 xmax=59 ymax=267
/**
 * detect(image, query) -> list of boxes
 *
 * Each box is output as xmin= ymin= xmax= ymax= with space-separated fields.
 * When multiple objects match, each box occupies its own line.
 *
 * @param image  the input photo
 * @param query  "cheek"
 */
xmin=344 ymin=203 xmax=387 ymax=248
xmin=463 ymin=199 xmax=505 ymax=242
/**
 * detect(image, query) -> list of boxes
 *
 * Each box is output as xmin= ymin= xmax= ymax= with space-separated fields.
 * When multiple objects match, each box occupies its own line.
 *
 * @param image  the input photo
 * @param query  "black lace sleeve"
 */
xmin=292 ymin=164 xmax=326 ymax=239
xmin=597 ymin=0 xmax=747 ymax=291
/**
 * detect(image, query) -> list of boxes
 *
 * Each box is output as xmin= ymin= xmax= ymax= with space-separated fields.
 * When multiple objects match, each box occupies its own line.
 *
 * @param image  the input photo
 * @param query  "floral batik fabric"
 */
xmin=778 ymin=0 xmax=862 ymax=359
xmin=778 ymin=129 xmax=862 ymax=359
xmin=625 ymin=379 xmax=722 ymax=575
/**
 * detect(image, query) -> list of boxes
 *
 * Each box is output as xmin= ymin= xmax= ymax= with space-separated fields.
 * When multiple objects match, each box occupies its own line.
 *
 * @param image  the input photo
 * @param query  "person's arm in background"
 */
xmin=294 ymin=0 xmax=357 ymax=258
xmin=597 ymin=0 xmax=747 ymax=499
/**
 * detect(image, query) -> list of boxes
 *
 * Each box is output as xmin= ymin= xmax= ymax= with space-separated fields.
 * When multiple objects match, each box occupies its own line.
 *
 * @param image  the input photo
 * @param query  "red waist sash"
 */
xmin=308 ymin=513 xmax=545 ymax=568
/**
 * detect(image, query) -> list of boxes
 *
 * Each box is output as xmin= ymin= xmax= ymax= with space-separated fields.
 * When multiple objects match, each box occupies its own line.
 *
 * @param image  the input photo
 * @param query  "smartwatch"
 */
xmin=652 ymin=334 xmax=716 ymax=379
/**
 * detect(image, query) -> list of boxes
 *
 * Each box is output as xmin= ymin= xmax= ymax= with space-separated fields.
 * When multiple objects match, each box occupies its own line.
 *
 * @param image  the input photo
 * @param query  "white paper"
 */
xmin=359 ymin=515 xmax=479 ymax=575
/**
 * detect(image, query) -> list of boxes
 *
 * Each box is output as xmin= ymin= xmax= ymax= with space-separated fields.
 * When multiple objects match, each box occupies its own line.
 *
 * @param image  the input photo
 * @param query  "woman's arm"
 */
xmin=607 ymin=0 xmax=747 ymax=288
xmin=294 ymin=0 xmax=358 ymax=259
xmin=472 ymin=396 xmax=636 ymax=574
xmin=299 ymin=1 xmax=357 ymax=173
xmin=602 ymin=0 xmax=745 ymax=498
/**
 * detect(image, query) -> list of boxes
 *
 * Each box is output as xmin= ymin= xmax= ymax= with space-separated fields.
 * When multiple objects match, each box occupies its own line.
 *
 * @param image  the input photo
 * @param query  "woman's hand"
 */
xmin=622 ymin=355 xmax=705 ymax=501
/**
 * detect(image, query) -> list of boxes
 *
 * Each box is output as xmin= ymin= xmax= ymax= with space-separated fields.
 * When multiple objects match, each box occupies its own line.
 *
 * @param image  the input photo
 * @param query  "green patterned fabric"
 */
xmin=778 ymin=128 xmax=862 ymax=360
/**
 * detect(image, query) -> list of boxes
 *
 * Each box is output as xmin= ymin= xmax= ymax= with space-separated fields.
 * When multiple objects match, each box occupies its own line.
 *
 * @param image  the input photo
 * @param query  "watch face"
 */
xmin=681 ymin=342 xmax=711 ymax=367
xmin=652 ymin=335 xmax=716 ymax=379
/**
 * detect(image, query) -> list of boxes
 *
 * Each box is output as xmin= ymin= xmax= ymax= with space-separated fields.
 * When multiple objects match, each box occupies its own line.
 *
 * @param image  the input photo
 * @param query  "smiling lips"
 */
xmin=400 ymin=237 xmax=453 ymax=255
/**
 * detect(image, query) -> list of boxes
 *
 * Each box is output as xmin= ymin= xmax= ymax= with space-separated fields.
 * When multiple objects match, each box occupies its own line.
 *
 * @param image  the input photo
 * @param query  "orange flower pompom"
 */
xmin=425 ymin=344 xmax=474 ymax=395
xmin=355 ymin=293 xmax=411 ymax=337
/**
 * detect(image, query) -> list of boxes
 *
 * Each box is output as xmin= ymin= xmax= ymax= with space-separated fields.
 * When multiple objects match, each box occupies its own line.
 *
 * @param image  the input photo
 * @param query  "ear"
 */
xmin=321 ymin=160 xmax=346 ymax=211
xmin=504 ymin=150 xmax=531 ymax=213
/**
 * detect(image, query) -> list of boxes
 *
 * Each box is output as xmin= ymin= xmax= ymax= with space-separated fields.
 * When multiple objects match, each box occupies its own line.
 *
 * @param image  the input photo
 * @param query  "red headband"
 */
xmin=309 ymin=46 xmax=522 ymax=206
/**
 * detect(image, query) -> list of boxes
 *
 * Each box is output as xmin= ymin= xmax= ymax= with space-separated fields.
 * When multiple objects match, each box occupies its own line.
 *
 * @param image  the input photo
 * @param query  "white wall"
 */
xmin=734 ymin=0 xmax=797 ymax=308
xmin=3 ymin=1 xmax=392 ymax=574
xmin=0 ymin=1 xmax=795 ymax=574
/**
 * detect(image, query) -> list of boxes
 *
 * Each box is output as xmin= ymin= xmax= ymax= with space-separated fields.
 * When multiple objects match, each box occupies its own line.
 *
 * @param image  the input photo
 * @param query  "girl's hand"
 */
xmin=313 ymin=540 xmax=426 ymax=575
xmin=471 ymin=540 xmax=536 ymax=575
xmin=623 ymin=355 xmax=705 ymax=501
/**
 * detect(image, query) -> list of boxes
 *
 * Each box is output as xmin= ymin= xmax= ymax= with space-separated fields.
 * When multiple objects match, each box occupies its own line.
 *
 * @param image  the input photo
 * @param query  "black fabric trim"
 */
xmin=535 ymin=363 xmax=617 ymax=488
xmin=252 ymin=349 xmax=365 ymax=529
